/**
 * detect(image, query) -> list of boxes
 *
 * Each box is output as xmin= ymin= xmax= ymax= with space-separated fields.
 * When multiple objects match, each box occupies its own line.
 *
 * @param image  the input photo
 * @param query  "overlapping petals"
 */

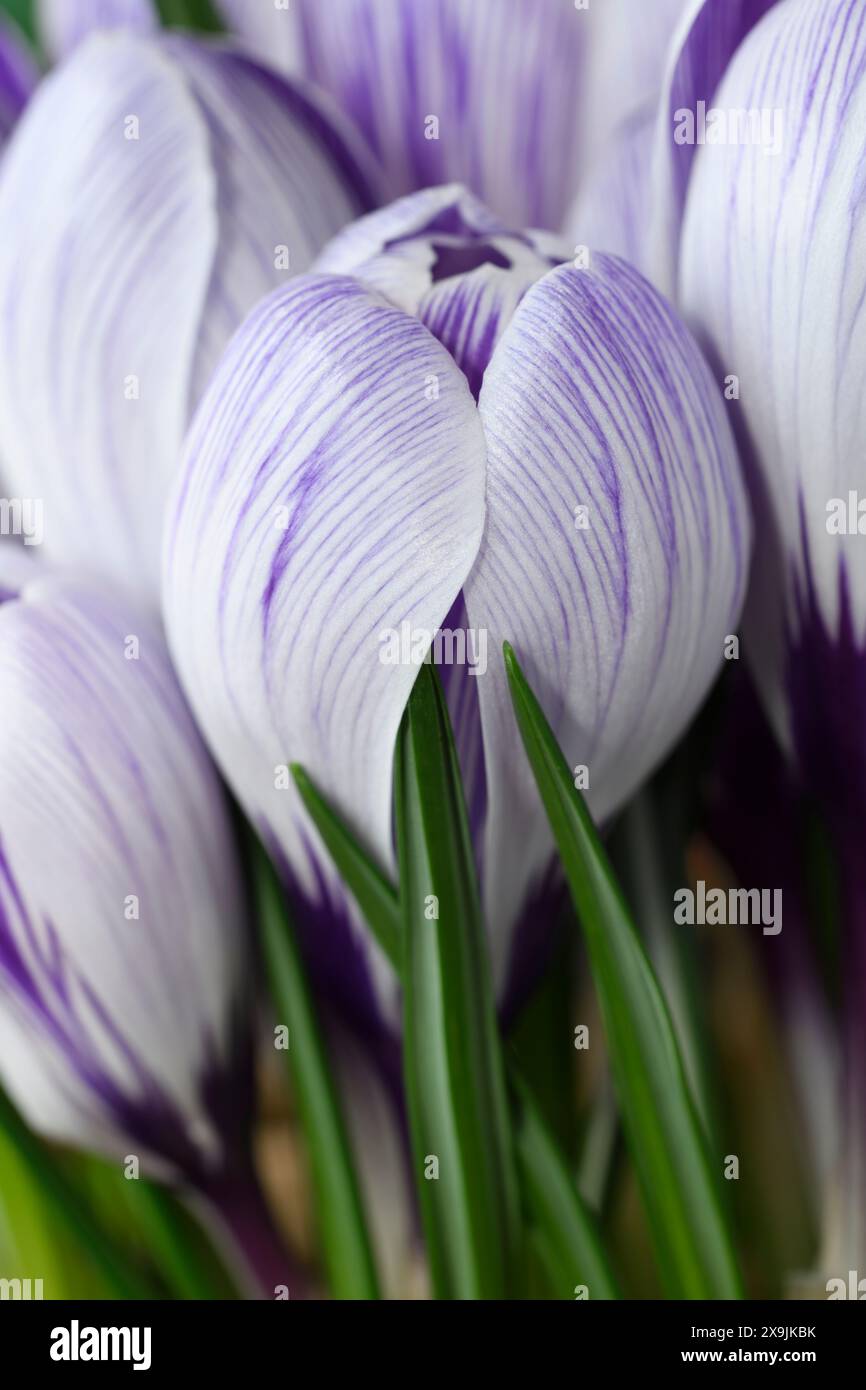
xmin=165 ymin=185 xmax=750 ymax=1015
xmin=0 ymin=571 xmax=250 ymax=1181
xmin=571 ymin=0 xmax=781 ymax=289
xmin=165 ymin=269 xmax=487 ymax=1027
xmin=464 ymin=253 xmax=750 ymax=979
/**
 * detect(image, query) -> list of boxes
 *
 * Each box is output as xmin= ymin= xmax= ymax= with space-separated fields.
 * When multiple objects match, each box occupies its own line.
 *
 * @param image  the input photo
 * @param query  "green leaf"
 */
xmin=510 ymin=1070 xmax=619 ymax=1300
xmin=155 ymin=0 xmax=223 ymax=32
xmin=0 ymin=1086 xmax=158 ymax=1298
xmin=292 ymin=756 xmax=617 ymax=1300
xmin=503 ymin=642 xmax=744 ymax=1300
xmin=121 ymin=1178 xmax=237 ymax=1300
xmin=251 ymin=836 xmax=381 ymax=1301
xmin=394 ymin=663 xmax=520 ymax=1299
xmin=0 ymin=1129 xmax=72 ymax=1296
xmin=0 ymin=1 xmax=36 ymax=45
xmin=292 ymin=764 xmax=400 ymax=969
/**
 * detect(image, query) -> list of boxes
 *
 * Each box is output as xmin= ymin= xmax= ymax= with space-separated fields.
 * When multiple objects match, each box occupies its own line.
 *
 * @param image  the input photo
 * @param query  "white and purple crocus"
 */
xmin=0 ymin=28 xmax=374 ymax=603
xmin=673 ymin=0 xmax=866 ymax=1275
xmin=163 ymin=184 xmax=750 ymax=1048
xmin=0 ymin=562 xmax=299 ymax=1292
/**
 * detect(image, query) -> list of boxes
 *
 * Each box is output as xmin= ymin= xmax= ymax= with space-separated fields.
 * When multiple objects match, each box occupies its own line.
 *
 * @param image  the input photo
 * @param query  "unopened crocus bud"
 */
xmin=164 ymin=184 xmax=750 ymax=1040
xmin=0 ymin=567 xmax=295 ymax=1294
xmin=0 ymin=31 xmax=375 ymax=603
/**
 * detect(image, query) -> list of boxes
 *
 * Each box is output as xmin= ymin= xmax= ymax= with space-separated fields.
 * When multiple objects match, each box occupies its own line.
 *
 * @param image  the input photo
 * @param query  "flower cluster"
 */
xmin=0 ymin=0 xmax=861 ymax=1304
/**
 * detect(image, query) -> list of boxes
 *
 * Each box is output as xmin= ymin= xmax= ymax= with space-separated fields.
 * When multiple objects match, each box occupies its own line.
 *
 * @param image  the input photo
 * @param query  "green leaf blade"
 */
xmin=511 ymin=1071 xmax=619 ymax=1301
xmin=0 ymin=1087 xmax=158 ymax=1299
xmin=395 ymin=664 xmax=520 ymax=1299
xmin=252 ymin=839 xmax=381 ymax=1301
xmin=503 ymin=643 xmax=743 ymax=1300
xmin=291 ymin=764 xmax=401 ymax=969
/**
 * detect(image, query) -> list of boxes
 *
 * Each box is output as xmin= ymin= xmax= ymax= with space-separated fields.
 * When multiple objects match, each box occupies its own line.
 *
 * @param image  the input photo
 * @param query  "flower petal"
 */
xmin=164 ymin=273 xmax=486 ymax=1028
xmin=0 ymin=573 xmax=249 ymax=1179
xmin=567 ymin=103 xmax=657 ymax=271
xmin=583 ymin=0 xmax=691 ymax=152
xmin=647 ymin=0 xmax=780 ymax=295
xmin=220 ymin=0 xmax=588 ymax=231
xmin=0 ymin=33 xmax=372 ymax=604
xmin=0 ymin=35 xmax=216 ymax=601
xmin=0 ymin=537 xmax=38 ymax=599
xmin=316 ymin=184 xmax=570 ymax=398
xmin=160 ymin=35 xmax=378 ymax=404
xmin=462 ymin=255 xmax=750 ymax=986
xmin=679 ymin=0 xmax=866 ymax=768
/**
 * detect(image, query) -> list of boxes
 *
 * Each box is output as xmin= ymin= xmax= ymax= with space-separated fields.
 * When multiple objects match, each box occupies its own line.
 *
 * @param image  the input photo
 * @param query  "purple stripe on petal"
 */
xmin=0 ymin=574 xmax=251 ymax=1177
xmin=165 ymin=272 xmax=486 ymax=1029
xmin=649 ymin=0 xmax=781 ymax=294
xmin=317 ymin=186 xmax=570 ymax=399
xmin=463 ymin=252 xmax=750 ymax=992
xmin=225 ymin=0 xmax=588 ymax=231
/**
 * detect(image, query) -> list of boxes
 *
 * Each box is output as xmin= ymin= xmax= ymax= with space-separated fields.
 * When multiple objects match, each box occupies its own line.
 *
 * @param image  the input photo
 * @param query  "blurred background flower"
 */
xmin=0 ymin=0 xmax=856 ymax=1307
xmin=0 ymin=564 xmax=300 ymax=1293
xmin=0 ymin=28 xmax=374 ymax=602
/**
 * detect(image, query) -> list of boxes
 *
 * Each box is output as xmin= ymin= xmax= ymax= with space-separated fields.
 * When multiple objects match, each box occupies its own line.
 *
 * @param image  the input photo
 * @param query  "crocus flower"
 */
xmin=218 ymin=0 xmax=691 ymax=234
xmin=0 ymin=565 xmax=292 ymax=1292
xmin=677 ymin=0 xmax=866 ymax=1275
xmin=0 ymin=31 xmax=374 ymax=604
xmin=37 ymin=0 xmax=156 ymax=62
xmin=164 ymin=184 xmax=750 ymax=1042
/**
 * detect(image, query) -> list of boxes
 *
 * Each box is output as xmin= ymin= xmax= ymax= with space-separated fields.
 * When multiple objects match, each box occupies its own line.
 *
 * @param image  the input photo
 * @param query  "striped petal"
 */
xmin=462 ymin=255 xmax=750 ymax=987
xmin=0 ymin=33 xmax=372 ymax=605
xmin=220 ymin=0 xmax=588 ymax=231
xmin=0 ymin=14 xmax=37 ymax=145
xmin=0 ymin=572 xmax=249 ymax=1181
xmin=679 ymin=0 xmax=866 ymax=781
xmin=164 ymin=274 xmax=486 ymax=1031
xmin=646 ymin=0 xmax=780 ymax=295
xmin=37 ymin=0 xmax=156 ymax=62
xmin=316 ymin=185 xmax=570 ymax=398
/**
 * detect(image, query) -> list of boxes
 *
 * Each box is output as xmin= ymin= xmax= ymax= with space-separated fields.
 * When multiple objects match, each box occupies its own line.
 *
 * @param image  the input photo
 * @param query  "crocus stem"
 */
xmin=198 ymin=1169 xmax=309 ymax=1300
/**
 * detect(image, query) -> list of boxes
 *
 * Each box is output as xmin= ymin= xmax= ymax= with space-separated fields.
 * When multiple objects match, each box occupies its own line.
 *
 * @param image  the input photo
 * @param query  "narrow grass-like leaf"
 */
xmin=125 ymin=1180 xmax=236 ymax=1300
xmin=0 ymin=1086 xmax=158 ymax=1298
xmin=394 ymin=663 xmax=520 ymax=1298
xmin=503 ymin=642 xmax=743 ymax=1300
xmin=292 ymin=764 xmax=400 ymax=969
xmin=0 ymin=1129 xmax=74 ymax=1296
xmin=251 ymin=836 xmax=381 ymax=1301
xmin=292 ymin=757 xmax=617 ymax=1299
xmin=510 ymin=1070 xmax=619 ymax=1300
